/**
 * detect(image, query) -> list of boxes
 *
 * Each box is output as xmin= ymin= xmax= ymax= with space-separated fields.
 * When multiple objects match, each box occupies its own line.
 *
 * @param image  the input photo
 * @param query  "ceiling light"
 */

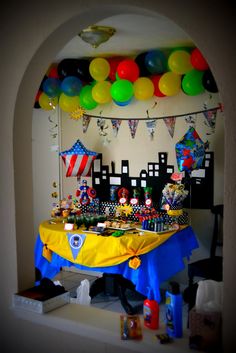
xmin=78 ymin=25 xmax=116 ymax=48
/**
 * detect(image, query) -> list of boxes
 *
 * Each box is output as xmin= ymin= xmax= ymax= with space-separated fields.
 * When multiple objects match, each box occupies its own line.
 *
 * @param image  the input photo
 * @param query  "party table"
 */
xmin=35 ymin=220 xmax=199 ymax=304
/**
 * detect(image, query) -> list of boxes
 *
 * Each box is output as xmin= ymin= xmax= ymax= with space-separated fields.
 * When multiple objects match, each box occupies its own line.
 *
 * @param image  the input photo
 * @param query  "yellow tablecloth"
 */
xmin=39 ymin=221 xmax=187 ymax=268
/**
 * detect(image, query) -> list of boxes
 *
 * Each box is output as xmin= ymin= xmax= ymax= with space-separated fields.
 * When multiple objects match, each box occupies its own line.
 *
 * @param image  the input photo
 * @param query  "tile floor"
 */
xmin=53 ymin=268 xmax=189 ymax=328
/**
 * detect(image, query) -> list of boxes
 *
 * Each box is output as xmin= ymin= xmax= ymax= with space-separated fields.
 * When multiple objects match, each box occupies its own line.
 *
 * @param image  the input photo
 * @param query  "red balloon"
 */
xmin=117 ymin=59 xmax=140 ymax=82
xmin=108 ymin=57 xmax=124 ymax=81
xmin=48 ymin=66 xmax=59 ymax=79
xmin=35 ymin=90 xmax=42 ymax=101
xmin=151 ymin=75 xmax=166 ymax=97
xmin=190 ymin=48 xmax=209 ymax=71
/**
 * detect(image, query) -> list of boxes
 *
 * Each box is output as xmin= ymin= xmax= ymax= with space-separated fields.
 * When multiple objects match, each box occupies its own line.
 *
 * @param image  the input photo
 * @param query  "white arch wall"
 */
xmin=1 ymin=1 xmax=236 ymax=351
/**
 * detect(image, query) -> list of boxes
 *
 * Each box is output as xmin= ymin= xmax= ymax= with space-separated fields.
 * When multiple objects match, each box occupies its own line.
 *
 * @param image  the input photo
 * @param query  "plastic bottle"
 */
xmin=143 ymin=288 xmax=159 ymax=329
xmin=165 ymin=281 xmax=183 ymax=338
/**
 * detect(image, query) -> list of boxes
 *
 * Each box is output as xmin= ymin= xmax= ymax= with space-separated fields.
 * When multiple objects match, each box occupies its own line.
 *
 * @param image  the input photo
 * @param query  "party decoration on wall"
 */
xmin=168 ymin=50 xmax=193 ymax=75
xmin=190 ymin=48 xmax=209 ymax=71
xmin=42 ymin=77 xmax=61 ymax=97
xmin=60 ymin=76 xmax=83 ymax=96
xmin=92 ymin=151 xmax=214 ymax=209
xmin=182 ymin=69 xmax=205 ymax=96
xmin=145 ymin=119 xmax=157 ymax=140
xmin=158 ymin=72 xmax=181 ymax=96
xmin=69 ymin=106 xmax=85 ymax=120
xmin=35 ymin=46 xmax=218 ymax=112
xmin=163 ymin=117 xmax=176 ymax=138
xmin=111 ymin=119 xmax=122 ymax=137
xmin=202 ymin=106 xmax=218 ymax=135
xmin=89 ymin=57 xmax=110 ymax=81
xmin=116 ymin=59 xmax=140 ymax=82
xmin=39 ymin=93 xmax=58 ymax=110
xmin=59 ymin=93 xmax=80 ymax=112
xmin=175 ymin=127 xmax=205 ymax=173
xmin=202 ymin=70 xmax=218 ymax=93
xmin=82 ymin=115 xmax=91 ymax=133
xmin=184 ymin=115 xmax=196 ymax=128
xmin=128 ymin=119 xmax=139 ymax=139
xmin=59 ymin=139 xmax=98 ymax=178
xmin=133 ymin=77 xmax=154 ymax=100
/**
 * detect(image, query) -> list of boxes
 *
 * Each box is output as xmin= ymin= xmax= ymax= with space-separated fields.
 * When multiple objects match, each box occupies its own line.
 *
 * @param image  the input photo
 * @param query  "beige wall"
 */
xmin=1 ymin=1 xmax=235 ymax=352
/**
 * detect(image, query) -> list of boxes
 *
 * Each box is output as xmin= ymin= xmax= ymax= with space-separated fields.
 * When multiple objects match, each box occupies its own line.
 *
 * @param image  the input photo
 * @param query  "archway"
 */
xmin=11 ymin=2 xmax=235 ymax=349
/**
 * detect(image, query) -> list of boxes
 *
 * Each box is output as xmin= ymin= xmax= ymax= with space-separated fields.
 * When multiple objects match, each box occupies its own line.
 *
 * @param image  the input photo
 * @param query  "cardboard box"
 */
xmin=13 ymin=286 xmax=70 ymax=314
xmin=189 ymin=307 xmax=222 ymax=351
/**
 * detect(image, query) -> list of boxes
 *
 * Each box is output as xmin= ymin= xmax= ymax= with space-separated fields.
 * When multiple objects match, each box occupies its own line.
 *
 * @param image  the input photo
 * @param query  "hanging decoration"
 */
xmin=175 ymin=127 xmax=205 ymax=173
xmin=202 ymin=107 xmax=218 ymax=135
xmin=111 ymin=119 xmax=122 ymax=137
xmin=145 ymin=119 xmax=157 ymax=140
xmin=82 ymin=115 xmax=91 ymax=133
xmin=163 ymin=117 xmax=176 ymax=138
xmin=59 ymin=139 xmax=98 ymax=178
xmin=128 ymin=119 xmax=139 ymax=139
xmin=184 ymin=115 xmax=196 ymax=129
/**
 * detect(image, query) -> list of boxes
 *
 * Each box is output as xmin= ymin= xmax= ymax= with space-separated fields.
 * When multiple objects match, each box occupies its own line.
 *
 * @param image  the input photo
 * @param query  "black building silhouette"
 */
xmin=92 ymin=151 xmax=214 ymax=209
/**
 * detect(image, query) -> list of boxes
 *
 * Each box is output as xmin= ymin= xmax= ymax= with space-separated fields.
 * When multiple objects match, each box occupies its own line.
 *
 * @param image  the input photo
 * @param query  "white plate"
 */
xmin=135 ymin=227 xmax=176 ymax=234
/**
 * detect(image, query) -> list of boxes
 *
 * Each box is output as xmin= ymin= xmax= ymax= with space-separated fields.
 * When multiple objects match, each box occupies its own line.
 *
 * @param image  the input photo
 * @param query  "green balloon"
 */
xmin=79 ymin=85 xmax=98 ymax=110
xmin=110 ymin=79 xmax=134 ymax=102
xmin=182 ymin=69 xmax=205 ymax=96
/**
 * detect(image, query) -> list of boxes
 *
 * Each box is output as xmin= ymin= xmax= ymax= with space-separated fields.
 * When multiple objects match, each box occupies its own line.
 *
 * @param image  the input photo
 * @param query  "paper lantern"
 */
xmin=175 ymin=127 xmax=205 ymax=173
xmin=59 ymin=140 xmax=98 ymax=177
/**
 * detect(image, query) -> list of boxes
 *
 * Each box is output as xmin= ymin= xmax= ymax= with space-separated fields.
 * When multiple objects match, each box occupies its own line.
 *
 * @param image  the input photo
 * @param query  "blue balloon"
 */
xmin=113 ymin=98 xmax=132 ymax=106
xmin=145 ymin=50 xmax=167 ymax=74
xmin=60 ymin=76 xmax=83 ymax=96
xmin=42 ymin=78 xmax=61 ymax=97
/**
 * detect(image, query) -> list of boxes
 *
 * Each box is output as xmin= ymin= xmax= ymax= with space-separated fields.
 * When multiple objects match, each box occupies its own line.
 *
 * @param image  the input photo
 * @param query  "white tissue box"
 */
xmin=13 ymin=286 xmax=70 ymax=314
xmin=189 ymin=307 xmax=222 ymax=351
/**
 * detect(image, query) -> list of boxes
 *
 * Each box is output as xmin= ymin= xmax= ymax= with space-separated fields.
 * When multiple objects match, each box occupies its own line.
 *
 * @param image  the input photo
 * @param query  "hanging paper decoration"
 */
xmin=111 ymin=119 xmax=122 ymax=137
xmin=175 ymin=127 xmax=205 ymax=173
xmin=97 ymin=118 xmax=109 ymax=136
xmin=163 ymin=117 xmax=176 ymax=138
xmin=128 ymin=119 xmax=139 ymax=139
xmin=59 ymin=139 xmax=98 ymax=177
xmin=145 ymin=119 xmax=157 ymax=140
xmin=185 ymin=115 xmax=196 ymax=128
xmin=82 ymin=115 xmax=91 ymax=133
xmin=202 ymin=108 xmax=217 ymax=135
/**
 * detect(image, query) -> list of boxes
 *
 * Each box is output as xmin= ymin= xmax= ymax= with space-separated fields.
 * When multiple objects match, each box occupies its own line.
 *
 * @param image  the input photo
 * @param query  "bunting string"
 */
xmin=81 ymin=104 xmax=223 ymax=121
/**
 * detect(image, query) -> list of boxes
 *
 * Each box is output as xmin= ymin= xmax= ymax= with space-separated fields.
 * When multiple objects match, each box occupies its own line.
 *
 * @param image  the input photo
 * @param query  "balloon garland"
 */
xmin=34 ymin=47 xmax=217 ymax=112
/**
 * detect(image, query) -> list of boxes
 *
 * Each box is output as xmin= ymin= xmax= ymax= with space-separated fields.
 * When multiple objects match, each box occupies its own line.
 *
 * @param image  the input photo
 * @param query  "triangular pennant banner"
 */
xmin=202 ymin=109 xmax=217 ymax=134
xmin=111 ymin=119 xmax=122 ymax=137
xmin=145 ymin=119 xmax=157 ymax=140
xmin=66 ymin=233 xmax=86 ymax=260
xmin=128 ymin=119 xmax=139 ymax=139
xmin=163 ymin=117 xmax=176 ymax=138
xmin=82 ymin=115 xmax=91 ymax=133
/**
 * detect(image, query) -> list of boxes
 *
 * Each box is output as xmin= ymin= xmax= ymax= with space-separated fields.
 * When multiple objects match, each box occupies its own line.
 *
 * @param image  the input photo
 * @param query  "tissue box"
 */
xmin=189 ymin=307 xmax=222 ymax=351
xmin=13 ymin=286 xmax=70 ymax=314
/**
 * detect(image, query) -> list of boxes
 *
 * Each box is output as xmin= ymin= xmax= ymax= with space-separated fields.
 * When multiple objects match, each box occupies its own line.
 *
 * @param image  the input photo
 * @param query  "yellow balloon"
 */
xmin=89 ymin=58 xmax=110 ymax=81
xmin=168 ymin=50 xmax=193 ymax=74
xmin=133 ymin=77 xmax=154 ymax=100
xmin=59 ymin=93 xmax=80 ymax=112
xmin=39 ymin=93 xmax=58 ymax=110
xmin=159 ymin=72 xmax=181 ymax=96
xmin=92 ymin=81 xmax=112 ymax=104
